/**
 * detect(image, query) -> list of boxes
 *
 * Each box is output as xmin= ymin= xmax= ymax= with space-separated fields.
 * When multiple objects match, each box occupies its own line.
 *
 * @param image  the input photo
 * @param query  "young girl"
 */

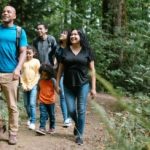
xmin=21 ymin=45 xmax=40 ymax=130
xmin=36 ymin=64 xmax=56 ymax=135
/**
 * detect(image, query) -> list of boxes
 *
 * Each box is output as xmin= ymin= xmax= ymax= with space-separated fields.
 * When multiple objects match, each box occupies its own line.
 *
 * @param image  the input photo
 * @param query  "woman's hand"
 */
xmin=90 ymin=89 xmax=96 ymax=99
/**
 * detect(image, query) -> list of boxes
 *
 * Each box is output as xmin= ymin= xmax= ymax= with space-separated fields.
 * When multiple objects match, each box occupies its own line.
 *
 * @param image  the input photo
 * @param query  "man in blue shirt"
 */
xmin=0 ymin=5 xmax=28 ymax=145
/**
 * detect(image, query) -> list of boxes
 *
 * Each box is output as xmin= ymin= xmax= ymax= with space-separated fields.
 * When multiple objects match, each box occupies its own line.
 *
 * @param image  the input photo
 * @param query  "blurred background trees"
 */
xmin=0 ymin=1 xmax=150 ymax=149
xmin=0 ymin=0 xmax=149 ymax=96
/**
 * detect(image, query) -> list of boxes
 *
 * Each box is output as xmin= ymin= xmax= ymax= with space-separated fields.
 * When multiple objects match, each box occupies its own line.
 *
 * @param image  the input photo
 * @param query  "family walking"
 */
xmin=0 ymin=5 xmax=96 ymax=146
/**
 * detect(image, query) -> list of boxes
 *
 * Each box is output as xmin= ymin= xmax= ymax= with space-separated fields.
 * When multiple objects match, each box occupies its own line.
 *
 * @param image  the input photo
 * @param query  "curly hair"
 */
xmin=39 ymin=64 xmax=55 ymax=79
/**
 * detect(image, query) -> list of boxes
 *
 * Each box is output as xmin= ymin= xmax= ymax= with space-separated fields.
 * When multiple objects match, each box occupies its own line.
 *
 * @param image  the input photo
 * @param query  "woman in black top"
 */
xmin=56 ymin=29 xmax=96 ymax=145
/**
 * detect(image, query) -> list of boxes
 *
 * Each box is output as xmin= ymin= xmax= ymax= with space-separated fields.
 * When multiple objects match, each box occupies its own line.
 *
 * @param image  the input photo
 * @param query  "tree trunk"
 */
xmin=102 ymin=0 xmax=127 ymax=68
xmin=102 ymin=0 xmax=126 ymax=34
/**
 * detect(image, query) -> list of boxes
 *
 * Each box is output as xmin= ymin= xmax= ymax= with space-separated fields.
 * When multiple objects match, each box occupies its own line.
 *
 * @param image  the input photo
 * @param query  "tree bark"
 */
xmin=102 ymin=0 xmax=126 ymax=34
xmin=102 ymin=0 xmax=127 ymax=68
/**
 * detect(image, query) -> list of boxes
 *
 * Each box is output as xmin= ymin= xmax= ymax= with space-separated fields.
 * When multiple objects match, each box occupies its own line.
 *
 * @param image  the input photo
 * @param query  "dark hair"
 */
xmin=27 ymin=45 xmax=36 ymax=52
xmin=36 ymin=23 xmax=48 ymax=30
xmin=39 ymin=64 xmax=55 ymax=79
xmin=67 ymin=28 xmax=92 ymax=52
xmin=59 ymin=30 xmax=70 ymax=45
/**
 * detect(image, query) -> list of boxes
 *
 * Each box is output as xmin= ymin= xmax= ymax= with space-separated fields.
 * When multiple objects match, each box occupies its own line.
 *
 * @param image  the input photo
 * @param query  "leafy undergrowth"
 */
xmin=92 ymin=93 xmax=150 ymax=150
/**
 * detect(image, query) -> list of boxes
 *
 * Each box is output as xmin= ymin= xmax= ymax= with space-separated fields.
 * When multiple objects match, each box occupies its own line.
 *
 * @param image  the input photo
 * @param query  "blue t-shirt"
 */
xmin=0 ymin=24 xmax=28 ymax=73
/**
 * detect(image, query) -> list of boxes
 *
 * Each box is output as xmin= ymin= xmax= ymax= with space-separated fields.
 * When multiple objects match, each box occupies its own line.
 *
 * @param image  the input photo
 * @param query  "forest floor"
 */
xmin=0 ymin=93 xmax=117 ymax=150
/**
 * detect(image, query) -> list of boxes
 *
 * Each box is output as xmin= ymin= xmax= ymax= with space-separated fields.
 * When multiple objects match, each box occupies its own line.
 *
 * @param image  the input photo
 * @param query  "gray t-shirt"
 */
xmin=33 ymin=35 xmax=57 ymax=65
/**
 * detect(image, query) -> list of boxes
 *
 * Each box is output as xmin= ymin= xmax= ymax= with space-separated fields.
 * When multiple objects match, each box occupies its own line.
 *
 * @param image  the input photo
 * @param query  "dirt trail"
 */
xmin=0 ymin=94 xmax=112 ymax=150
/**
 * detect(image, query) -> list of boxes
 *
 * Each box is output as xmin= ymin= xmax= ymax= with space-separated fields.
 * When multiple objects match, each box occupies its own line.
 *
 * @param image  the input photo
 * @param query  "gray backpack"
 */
xmin=16 ymin=26 xmax=22 ymax=51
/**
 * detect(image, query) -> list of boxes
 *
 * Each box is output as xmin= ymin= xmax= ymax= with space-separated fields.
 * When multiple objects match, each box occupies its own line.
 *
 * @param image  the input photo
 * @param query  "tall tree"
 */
xmin=102 ymin=0 xmax=126 ymax=34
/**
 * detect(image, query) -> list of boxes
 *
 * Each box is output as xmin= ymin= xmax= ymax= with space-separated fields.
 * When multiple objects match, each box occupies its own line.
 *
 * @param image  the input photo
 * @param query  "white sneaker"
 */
xmin=27 ymin=120 xmax=30 ymax=126
xmin=29 ymin=123 xmax=35 ymax=130
xmin=63 ymin=118 xmax=72 ymax=127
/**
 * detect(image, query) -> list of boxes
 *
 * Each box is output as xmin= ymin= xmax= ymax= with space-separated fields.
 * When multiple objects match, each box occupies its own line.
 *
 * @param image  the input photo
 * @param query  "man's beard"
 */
xmin=2 ymin=18 xmax=12 ymax=24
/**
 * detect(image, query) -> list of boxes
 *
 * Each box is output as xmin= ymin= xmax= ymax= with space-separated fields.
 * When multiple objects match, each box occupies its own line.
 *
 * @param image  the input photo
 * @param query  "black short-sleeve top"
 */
xmin=61 ymin=47 xmax=94 ymax=88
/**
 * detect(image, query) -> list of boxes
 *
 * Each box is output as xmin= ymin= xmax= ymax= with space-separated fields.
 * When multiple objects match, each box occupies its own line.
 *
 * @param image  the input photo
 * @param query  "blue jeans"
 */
xmin=24 ymin=85 xmax=37 ymax=124
xmin=59 ymin=76 xmax=69 ymax=121
xmin=64 ymin=83 xmax=90 ymax=138
xmin=39 ymin=103 xmax=55 ymax=129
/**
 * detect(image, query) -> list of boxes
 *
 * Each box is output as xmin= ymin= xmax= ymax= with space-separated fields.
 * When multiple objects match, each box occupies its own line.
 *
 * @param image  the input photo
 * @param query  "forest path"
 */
xmin=0 ymin=93 xmax=115 ymax=150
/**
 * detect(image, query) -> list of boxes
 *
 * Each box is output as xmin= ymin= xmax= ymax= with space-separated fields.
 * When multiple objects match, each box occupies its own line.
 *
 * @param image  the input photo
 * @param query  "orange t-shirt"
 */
xmin=38 ymin=79 xmax=55 ymax=104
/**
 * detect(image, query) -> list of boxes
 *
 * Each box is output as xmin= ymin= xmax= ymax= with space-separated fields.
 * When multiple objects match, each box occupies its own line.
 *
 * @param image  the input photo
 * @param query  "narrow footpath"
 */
xmin=0 ymin=94 xmax=107 ymax=150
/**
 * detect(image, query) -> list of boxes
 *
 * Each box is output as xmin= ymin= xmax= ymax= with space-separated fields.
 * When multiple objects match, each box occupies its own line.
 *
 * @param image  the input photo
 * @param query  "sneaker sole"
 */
xmin=47 ymin=131 xmax=55 ymax=134
xmin=63 ymin=123 xmax=72 ymax=128
xmin=29 ymin=126 xmax=35 ymax=130
xmin=8 ymin=142 xmax=17 ymax=145
xmin=36 ymin=130 xmax=46 ymax=135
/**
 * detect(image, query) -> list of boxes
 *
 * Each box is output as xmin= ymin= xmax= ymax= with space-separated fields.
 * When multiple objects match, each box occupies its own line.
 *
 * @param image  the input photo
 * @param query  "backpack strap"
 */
xmin=47 ymin=36 xmax=52 ymax=47
xmin=16 ymin=26 xmax=22 ymax=51
xmin=47 ymin=35 xmax=57 ymax=66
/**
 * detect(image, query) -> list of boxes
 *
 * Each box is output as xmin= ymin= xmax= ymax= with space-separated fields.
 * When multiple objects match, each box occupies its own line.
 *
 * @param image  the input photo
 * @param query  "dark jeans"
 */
xmin=39 ymin=103 xmax=55 ymax=129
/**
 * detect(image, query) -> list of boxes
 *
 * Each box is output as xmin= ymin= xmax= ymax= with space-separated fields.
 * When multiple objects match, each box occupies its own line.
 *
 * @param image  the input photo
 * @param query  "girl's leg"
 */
xmin=29 ymin=85 xmax=37 ymax=124
xmin=23 ymin=91 xmax=30 ymax=120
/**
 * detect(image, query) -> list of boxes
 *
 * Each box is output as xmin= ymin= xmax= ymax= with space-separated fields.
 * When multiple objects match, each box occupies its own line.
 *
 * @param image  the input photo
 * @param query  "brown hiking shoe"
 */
xmin=9 ymin=134 xmax=17 ymax=145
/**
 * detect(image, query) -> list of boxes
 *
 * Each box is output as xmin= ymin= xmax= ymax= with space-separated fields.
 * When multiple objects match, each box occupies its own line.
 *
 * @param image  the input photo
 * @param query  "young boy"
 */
xmin=36 ymin=64 xmax=56 ymax=135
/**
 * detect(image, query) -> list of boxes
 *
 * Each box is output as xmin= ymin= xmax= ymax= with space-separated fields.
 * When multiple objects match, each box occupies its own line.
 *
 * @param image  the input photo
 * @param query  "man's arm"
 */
xmin=13 ymin=46 xmax=27 ymax=80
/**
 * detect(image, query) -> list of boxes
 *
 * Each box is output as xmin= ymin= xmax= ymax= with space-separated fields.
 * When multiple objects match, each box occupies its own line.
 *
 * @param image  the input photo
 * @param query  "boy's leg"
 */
xmin=39 ymin=103 xmax=47 ymax=129
xmin=47 ymin=103 xmax=55 ymax=129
